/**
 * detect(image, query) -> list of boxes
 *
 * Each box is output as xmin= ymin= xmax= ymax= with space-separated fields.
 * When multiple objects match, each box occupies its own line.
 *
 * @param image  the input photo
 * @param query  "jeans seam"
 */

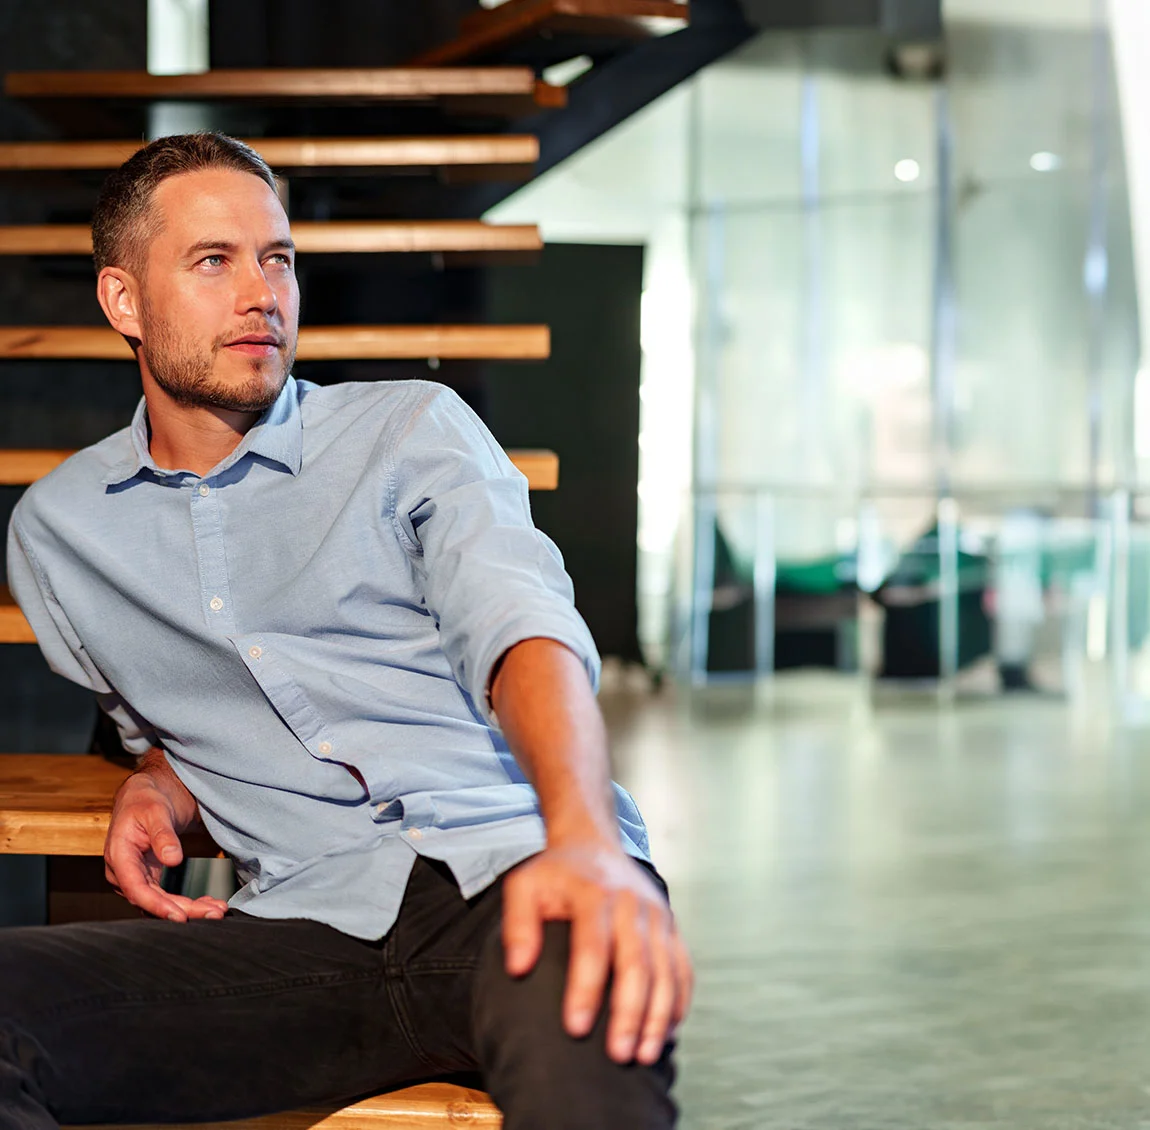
xmin=27 ymin=966 xmax=382 ymax=1027
xmin=404 ymin=959 xmax=478 ymax=976
xmin=381 ymin=931 xmax=479 ymax=1073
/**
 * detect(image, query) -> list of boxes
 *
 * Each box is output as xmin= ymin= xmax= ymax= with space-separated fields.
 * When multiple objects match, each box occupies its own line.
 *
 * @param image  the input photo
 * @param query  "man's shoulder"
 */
xmin=16 ymin=426 xmax=135 ymax=527
xmin=295 ymin=378 xmax=461 ymax=426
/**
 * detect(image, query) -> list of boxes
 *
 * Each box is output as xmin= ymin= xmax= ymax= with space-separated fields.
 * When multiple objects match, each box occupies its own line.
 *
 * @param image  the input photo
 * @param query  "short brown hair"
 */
xmin=91 ymin=132 xmax=277 ymax=275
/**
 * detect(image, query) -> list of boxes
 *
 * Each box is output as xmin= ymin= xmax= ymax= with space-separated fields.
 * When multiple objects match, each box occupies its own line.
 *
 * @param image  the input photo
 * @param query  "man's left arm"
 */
xmin=490 ymin=636 xmax=694 ymax=1066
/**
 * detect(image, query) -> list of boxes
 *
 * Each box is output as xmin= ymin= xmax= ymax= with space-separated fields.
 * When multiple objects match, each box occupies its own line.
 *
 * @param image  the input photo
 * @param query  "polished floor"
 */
xmin=604 ymin=671 xmax=1150 ymax=1129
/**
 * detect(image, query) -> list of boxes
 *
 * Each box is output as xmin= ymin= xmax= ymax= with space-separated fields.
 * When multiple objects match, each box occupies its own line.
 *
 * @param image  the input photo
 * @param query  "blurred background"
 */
xmin=493 ymin=0 xmax=1150 ymax=713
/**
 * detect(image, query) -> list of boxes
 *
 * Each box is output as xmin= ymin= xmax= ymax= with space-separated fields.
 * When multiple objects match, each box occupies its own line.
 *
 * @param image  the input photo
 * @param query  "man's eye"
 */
xmin=268 ymin=253 xmax=293 ymax=267
xmin=200 ymin=255 xmax=225 ymax=268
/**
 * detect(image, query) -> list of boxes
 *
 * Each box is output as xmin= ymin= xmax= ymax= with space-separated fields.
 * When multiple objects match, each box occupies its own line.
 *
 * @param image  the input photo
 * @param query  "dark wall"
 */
xmin=209 ymin=0 xmax=477 ymax=68
xmin=483 ymin=244 xmax=644 ymax=664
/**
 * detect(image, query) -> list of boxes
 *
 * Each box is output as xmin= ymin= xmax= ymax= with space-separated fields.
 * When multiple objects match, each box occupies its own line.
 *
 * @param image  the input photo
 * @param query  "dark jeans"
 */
xmin=0 ymin=857 xmax=676 ymax=1129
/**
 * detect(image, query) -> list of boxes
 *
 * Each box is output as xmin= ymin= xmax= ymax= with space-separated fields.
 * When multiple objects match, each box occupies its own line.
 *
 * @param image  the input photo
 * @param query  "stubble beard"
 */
xmin=139 ymin=302 xmax=298 ymax=414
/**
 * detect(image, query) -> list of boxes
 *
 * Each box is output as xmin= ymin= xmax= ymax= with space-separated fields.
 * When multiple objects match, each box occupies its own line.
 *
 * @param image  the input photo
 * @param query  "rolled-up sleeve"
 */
xmin=8 ymin=507 xmax=158 ymax=755
xmin=388 ymin=385 xmax=600 ymax=725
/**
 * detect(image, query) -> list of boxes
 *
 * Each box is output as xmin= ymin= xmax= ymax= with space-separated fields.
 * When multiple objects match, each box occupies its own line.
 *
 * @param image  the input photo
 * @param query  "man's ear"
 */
xmin=96 ymin=266 xmax=143 ymax=343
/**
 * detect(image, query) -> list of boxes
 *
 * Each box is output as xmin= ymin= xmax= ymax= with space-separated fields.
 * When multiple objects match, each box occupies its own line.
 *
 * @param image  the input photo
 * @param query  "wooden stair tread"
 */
xmin=5 ymin=65 xmax=563 ymax=114
xmin=0 ymin=221 xmax=542 ymax=257
xmin=413 ymin=0 xmax=689 ymax=66
xmin=0 ymin=752 xmax=217 ymax=857
xmin=73 ymin=1083 xmax=502 ymax=1129
xmin=0 ymin=447 xmax=557 ymax=493
xmin=0 ymin=325 xmax=550 ymax=361
xmin=0 ymin=585 xmax=34 ymax=644
xmin=0 ymin=136 xmax=538 ymax=172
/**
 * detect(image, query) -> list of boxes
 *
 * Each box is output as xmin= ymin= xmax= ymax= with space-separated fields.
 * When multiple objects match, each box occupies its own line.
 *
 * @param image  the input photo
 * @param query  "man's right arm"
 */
xmin=104 ymin=748 xmax=229 ymax=922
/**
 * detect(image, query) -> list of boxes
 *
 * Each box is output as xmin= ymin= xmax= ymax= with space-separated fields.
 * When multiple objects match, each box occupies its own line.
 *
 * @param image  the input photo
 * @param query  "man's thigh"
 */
xmin=0 ymin=911 xmax=427 ymax=1125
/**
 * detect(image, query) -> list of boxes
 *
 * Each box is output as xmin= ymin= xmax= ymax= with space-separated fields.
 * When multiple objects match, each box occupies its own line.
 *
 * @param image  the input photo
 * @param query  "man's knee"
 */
xmin=472 ymin=920 xmax=677 ymax=1129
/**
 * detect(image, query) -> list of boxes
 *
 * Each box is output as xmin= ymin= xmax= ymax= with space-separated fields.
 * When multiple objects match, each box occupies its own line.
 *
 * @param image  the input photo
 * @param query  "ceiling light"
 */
xmin=1029 ymin=151 xmax=1062 ymax=172
xmin=894 ymin=159 xmax=921 ymax=183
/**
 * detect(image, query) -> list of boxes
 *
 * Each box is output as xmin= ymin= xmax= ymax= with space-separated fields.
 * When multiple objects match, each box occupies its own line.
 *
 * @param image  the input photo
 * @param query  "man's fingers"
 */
xmin=635 ymin=924 xmax=677 ymax=1065
xmin=107 ymin=837 xmax=186 ymax=921
xmin=670 ymin=931 xmax=694 ymax=1029
xmin=604 ymin=896 xmax=652 ymax=1062
xmin=185 ymin=895 xmax=229 ymax=920
xmin=144 ymin=814 xmax=184 ymax=868
xmin=502 ymin=876 xmax=544 ymax=978
xmin=120 ymin=869 xmax=187 ymax=921
xmin=563 ymin=900 xmax=612 ymax=1040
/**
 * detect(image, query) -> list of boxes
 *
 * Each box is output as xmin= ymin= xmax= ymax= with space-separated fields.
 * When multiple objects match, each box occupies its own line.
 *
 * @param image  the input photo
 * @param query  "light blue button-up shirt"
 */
xmin=8 ymin=377 xmax=650 ymax=939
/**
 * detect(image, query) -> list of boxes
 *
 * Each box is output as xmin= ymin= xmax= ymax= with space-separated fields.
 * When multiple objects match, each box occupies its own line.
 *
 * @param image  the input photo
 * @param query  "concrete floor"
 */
xmin=604 ymin=672 xmax=1150 ymax=1129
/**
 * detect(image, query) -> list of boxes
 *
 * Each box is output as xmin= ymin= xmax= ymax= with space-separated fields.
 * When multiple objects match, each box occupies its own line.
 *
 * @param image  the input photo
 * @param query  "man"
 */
xmin=0 ymin=133 xmax=691 ymax=1130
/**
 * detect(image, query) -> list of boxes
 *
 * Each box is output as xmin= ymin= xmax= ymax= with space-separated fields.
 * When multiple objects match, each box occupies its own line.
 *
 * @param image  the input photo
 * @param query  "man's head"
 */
xmin=93 ymin=132 xmax=299 ymax=417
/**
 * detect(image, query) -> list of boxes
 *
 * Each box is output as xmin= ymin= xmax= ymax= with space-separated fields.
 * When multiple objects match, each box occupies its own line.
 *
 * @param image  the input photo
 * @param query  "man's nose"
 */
xmin=235 ymin=260 xmax=277 ymax=315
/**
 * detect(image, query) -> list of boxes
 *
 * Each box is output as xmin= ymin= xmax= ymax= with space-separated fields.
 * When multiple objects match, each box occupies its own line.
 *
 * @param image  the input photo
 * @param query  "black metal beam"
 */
xmin=448 ymin=0 xmax=756 ymax=218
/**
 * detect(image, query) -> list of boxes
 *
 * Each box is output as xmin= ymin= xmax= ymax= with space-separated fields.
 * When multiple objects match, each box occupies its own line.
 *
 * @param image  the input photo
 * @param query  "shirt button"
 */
xmin=198 ymin=483 xmax=210 ymax=497
xmin=209 ymin=596 xmax=224 ymax=612
xmin=407 ymin=828 xmax=424 ymax=841
xmin=248 ymin=646 xmax=263 ymax=660
xmin=317 ymin=741 xmax=333 ymax=755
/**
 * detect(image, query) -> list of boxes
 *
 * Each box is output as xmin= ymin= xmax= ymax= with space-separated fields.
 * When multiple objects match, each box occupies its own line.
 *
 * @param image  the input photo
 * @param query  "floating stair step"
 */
xmin=0 ymin=752 xmax=226 ymax=856
xmin=0 ymin=325 xmax=550 ymax=361
xmin=0 ymin=136 xmax=538 ymax=174
xmin=0 ymin=448 xmax=557 ymax=492
xmin=77 ymin=1084 xmax=503 ymax=1129
xmin=0 ymin=752 xmax=138 ymax=854
xmin=0 ymin=451 xmax=74 ymax=485
xmin=0 ymin=221 xmax=543 ymax=258
xmin=0 ymin=588 xmax=35 ymax=646
xmin=5 ymin=66 xmax=565 ymax=114
xmin=412 ymin=0 xmax=689 ymax=66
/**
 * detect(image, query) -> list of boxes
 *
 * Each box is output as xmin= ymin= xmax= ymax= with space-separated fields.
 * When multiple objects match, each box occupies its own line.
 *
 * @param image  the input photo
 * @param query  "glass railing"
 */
xmin=673 ymin=484 xmax=1150 ymax=719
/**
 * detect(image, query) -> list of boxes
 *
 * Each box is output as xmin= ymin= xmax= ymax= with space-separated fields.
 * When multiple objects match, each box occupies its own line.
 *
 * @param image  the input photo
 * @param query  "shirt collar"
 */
xmin=101 ymin=376 xmax=304 ymax=486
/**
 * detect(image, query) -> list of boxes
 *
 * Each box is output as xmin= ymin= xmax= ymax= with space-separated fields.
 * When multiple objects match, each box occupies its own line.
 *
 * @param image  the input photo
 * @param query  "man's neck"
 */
xmin=142 ymin=377 xmax=260 ymax=478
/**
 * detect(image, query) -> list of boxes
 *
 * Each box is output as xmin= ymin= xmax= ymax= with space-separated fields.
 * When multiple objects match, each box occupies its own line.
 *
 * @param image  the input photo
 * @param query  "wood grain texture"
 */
xmin=73 ymin=1083 xmax=501 ymax=1129
xmin=0 ymin=221 xmax=542 ymax=257
xmin=0 ymin=450 xmax=74 ymax=484
xmin=0 ymin=754 xmax=216 ymax=857
xmin=413 ymin=0 xmax=689 ymax=65
xmin=0 ymin=585 xmax=34 ymax=643
xmin=0 ymin=325 xmax=550 ymax=361
xmin=0 ymin=136 xmax=538 ymax=171
xmin=5 ymin=65 xmax=558 ymax=111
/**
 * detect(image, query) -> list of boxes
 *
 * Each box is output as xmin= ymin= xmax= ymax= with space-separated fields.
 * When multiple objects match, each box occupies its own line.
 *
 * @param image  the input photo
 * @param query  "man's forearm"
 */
xmin=489 ymin=637 xmax=618 ymax=848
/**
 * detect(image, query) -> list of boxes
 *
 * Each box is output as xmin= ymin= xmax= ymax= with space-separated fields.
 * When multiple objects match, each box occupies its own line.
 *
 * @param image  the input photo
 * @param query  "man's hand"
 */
xmin=103 ymin=753 xmax=228 ymax=923
xmin=503 ymin=839 xmax=693 ymax=1066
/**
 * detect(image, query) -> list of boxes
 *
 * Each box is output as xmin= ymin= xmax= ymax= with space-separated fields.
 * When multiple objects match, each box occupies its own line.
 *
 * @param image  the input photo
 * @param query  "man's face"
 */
xmin=135 ymin=168 xmax=300 ymax=414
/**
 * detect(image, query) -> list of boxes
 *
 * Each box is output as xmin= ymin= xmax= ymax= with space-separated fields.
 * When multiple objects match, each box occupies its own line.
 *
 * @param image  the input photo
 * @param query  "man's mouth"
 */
xmin=224 ymin=334 xmax=283 ymax=356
